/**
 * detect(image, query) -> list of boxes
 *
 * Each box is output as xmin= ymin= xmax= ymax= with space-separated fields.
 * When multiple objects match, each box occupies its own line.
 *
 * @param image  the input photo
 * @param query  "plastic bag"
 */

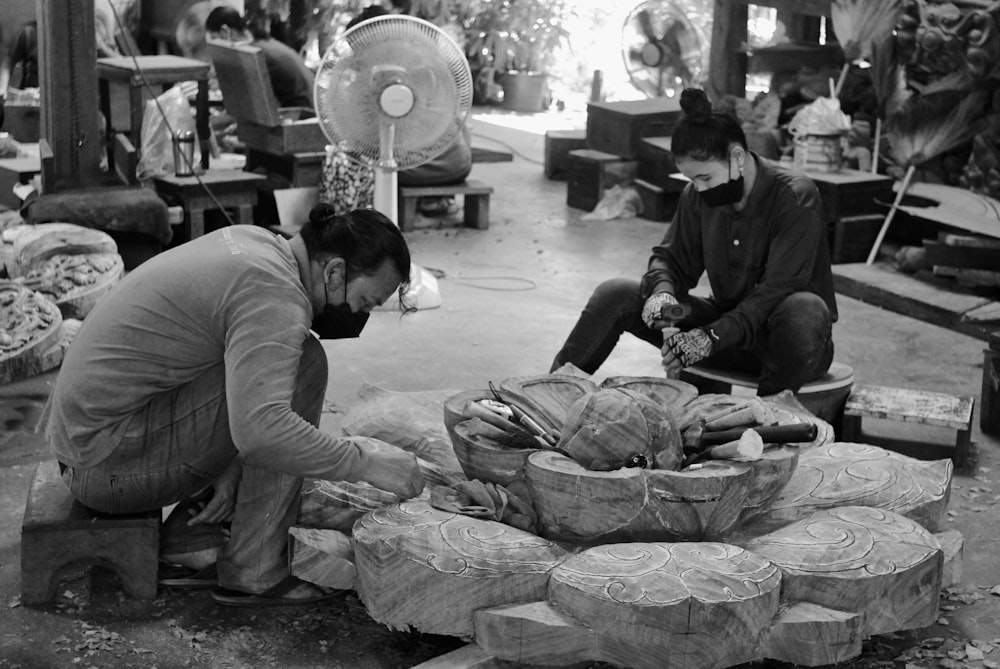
xmin=341 ymin=383 xmax=468 ymax=485
xmin=375 ymin=263 xmax=442 ymax=311
xmin=581 ymin=185 xmax=642 ymax=221
xmin=787 ymin=96 xmax=851 ymax=137
xmin=136 ymin=84 xmax=199 ymax=181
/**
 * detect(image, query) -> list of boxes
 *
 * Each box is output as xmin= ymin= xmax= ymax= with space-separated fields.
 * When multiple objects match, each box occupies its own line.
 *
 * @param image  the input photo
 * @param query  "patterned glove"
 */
xmin=641 ymin=292 xmax=678 ymax=329
xmin=664 ymin=328 xmax=714 ymax=367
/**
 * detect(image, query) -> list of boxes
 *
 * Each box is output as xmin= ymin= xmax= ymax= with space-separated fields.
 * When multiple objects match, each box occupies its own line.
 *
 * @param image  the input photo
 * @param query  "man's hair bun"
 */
xmin=680 ymin=88 xmax=712 ymax=125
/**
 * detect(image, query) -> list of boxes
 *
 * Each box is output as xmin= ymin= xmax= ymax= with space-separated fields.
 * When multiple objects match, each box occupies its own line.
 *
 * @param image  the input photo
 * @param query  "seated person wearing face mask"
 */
xmin=41 ymin=206 xmax=424 ymax=607
xmin=551 ymin=87 xmax=837 ymax=397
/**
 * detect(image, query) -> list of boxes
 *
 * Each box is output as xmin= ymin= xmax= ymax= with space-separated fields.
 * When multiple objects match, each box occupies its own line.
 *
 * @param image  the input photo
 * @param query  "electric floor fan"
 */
xmin=313 ymin=15 xmax=473 ymax=223
xmin=622 ymin=0 xmax=708 ymax=98
xmin=312 ymin=15 xmax=473 ymax=309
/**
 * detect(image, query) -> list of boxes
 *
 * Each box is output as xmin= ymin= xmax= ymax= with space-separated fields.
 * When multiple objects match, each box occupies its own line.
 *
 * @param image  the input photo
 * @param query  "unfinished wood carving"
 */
xmin=342 ymin=374 xmax=957 ymax=669
xmin=352 ymin=500 xmax=567 ymax=638
xmin=0 ymin=281 xmax=63 ymax=385
xmin=3 ymin=223 xmax=124 ymax=320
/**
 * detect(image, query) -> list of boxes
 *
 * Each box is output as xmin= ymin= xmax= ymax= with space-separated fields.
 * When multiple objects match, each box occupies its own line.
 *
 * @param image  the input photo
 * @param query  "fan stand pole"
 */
xmin=375 ymin=123 xmax=399 ymax=225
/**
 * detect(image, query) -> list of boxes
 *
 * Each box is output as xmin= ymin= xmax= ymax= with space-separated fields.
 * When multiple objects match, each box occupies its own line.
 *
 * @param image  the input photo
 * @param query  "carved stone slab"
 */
xmin=351 ymin=500 xmax=567 ymax=637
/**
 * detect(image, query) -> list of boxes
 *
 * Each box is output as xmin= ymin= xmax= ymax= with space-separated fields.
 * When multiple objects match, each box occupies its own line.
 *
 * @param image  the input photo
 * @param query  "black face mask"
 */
xmin=699 ymin=174 xmax=744 ymax=207
xmin=311 ymin=303 xmax=370 ymax=339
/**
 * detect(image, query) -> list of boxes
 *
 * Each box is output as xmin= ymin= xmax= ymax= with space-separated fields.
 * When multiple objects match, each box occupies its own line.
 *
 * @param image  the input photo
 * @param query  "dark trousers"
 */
xmin=551 ymin=278 xmax=834 ymax=396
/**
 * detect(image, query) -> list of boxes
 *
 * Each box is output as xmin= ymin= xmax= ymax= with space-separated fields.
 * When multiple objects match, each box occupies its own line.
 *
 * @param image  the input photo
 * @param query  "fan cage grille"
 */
xmin=314 ymin=15 xmax=473 ymax=171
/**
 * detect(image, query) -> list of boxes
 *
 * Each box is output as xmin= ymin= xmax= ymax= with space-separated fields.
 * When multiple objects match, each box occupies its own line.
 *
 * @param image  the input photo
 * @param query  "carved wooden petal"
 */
xmin=749 ymin=442 xmax=952 ymax=534
xmin=498 ymin=373 xmax=600 ymax=432
xmin=352 ymin=500 xmax=567 ymax=637
xmin=546 ymin=542 xmax=782 ymax=669
xmin=745 ymin=505 xmax=943 ymax=636
xmin=527 ymin=450 xmax=754 ymax=544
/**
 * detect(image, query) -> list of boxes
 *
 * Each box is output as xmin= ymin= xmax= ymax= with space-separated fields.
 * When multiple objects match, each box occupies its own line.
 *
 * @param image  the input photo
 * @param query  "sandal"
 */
xmin=158 ymin=562 xmax=218 ymax=589
xmin=211 ymin=575 xmax=344 ymax=607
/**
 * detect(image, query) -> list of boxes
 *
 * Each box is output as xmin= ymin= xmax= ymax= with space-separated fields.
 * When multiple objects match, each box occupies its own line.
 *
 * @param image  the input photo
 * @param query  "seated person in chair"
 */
xmin=318 ymin=5 xmax=472 ymax=217
xmin=551 ymin=88 xmax=837 ymax=396
xmin=205 ymin=5 xmax=314 ymax=109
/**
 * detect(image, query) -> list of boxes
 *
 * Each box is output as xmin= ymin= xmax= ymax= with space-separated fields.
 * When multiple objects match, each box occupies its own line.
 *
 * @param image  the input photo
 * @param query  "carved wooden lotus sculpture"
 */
xmin=444 ymin=374 xmax=826 ymax=544
xmin=349 ymin=373 xmax=958 ymax=669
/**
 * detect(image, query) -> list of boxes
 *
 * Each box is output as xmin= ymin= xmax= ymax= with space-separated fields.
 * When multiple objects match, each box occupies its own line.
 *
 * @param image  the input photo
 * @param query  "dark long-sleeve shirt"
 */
xmin=43 ymin=226 xmax=371 ymax=483
xmin=640 ymin=155 xmax=837 ymax=352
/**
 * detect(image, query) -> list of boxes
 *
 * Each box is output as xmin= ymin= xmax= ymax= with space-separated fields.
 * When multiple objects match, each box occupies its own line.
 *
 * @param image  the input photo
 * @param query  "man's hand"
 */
xmin=661 ymin=328 xmax=714 ymax=379
xmin=641 ymin=292 xmax=679 ymax=330
xmin=352 ymin=437 xmax=425 ymax=499
xmin=188 ymin=456 xmax=242 ymax=526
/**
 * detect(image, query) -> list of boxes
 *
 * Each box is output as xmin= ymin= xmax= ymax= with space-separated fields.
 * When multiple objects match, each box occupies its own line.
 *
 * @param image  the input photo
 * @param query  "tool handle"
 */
xmin=701 ymin=422 xmax=817 ymax=446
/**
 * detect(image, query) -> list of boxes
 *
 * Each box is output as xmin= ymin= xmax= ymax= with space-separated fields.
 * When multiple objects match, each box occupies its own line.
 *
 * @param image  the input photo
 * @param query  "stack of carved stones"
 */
xmin=1 ymin=223 xmax=124 ymax=384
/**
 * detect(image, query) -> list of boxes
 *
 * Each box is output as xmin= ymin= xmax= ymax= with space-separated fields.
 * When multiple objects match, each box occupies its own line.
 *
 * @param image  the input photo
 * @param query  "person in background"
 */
xmin=318 ymin=5 xmax=472 ymax=217
xmin=0 ymin=20 xmax=38 ymax=99
xmin=42 ymin=206 xmax=424 ymax=606
xmin=551 ymin=87 xmax=837 ymax=397
xmin=205 ymin=5 xmax=314 ymax=109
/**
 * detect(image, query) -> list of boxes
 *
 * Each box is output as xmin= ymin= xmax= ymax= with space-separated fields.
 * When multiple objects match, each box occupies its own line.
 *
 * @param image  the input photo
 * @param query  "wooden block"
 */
xmin=396 ymin=180 xmax=493 ymax=232
xmin=409 ymin=644 xmax=513 ymax=669
xmin=924 ymin=237 xmax=1000 ymax=271
xmin=763 ymin=602 xmax=863 ymax=667
xmin=636 ymin=137 xmax=682 ymax=192
xmin=936 ymin=529 xmax=964 ymax=588
xmin=800 ymin=168 xmax=894 ymax=226
xmin=585 ymin=98 xmax=682 ymax=159
xmin=829 ymin=214 xmax=883 ymax=264
xmin=565 ymin=149 xmax=637 ymax=212
xmin=21 ymin=460 xmax=160 ymax=604
xmin=543 ymin=129 xmax=586 ymax=180
xmin=288 ymin=527 xmax=356 ymax=590
xmin=633 ymin=178 xmax=672 ymax=222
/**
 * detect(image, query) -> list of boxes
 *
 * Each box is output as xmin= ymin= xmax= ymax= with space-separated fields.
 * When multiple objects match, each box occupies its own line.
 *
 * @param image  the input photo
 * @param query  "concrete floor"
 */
xmin=1 ymin=109 xmax=999 ymax=668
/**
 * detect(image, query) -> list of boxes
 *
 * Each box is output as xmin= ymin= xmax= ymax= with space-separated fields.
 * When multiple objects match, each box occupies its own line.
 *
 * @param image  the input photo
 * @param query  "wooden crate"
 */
xmin=829 ymin=214 xmax=883 ymax=264
xmin=633 ymin=178 xmax=673 ymax=222
xmin=804 ymin=169 xmax=893 ymax=225
xmin=586 ymin=98 xmax=682 ymax=159
xmin=544 ymin=129 xmax=587 ymax=180
xmin=566 ymin=149 xmax=637 ymax=212
xmin=636 ymin=137 xmax=683 ymax=192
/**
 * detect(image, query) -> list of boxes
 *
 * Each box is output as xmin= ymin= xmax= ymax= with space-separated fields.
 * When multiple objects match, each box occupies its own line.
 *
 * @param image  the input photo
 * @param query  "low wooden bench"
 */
xmin=21 ymin=460 xmax=160 ymax=604
xmin=841 ymin=384 xmax=975 ymax=470
xmin=397 ymin=180 xmax=493 ymax=232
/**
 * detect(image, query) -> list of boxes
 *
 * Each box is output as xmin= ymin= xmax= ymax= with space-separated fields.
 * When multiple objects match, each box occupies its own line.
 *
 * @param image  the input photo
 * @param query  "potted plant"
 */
xmin=461 ymin=0 xmax=574 ymax=111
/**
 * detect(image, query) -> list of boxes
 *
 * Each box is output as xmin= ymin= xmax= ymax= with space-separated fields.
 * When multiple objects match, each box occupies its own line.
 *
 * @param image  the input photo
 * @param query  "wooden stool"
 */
xmin=153 ymin=171 xmax=266 ymax=241
xmin=21 ymin=461 xmax=160 ymax=604
xmin=680 ymin=361 xmax=855 ymax=426
xmin=398 ymin=180 xmax=493 ymax=232
xmin=841 ymin=385 xmax=975 ymax=470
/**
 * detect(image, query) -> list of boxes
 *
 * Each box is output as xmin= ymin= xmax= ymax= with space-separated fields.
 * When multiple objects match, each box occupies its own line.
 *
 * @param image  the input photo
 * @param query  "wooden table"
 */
xmin=97 ymin=56 xmax=212 ymax=173
xmin=152 ymin=171 xmax=267 ymax=240
xmin=245 ymin=148 xmax=326 ymax=188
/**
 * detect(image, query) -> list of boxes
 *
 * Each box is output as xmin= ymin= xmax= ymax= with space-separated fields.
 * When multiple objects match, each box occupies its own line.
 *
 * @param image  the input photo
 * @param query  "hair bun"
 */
xmin=680 ymin=88 xmax=712 ymax=126
xmin=309 ymin=202 xmax=338 ymax=225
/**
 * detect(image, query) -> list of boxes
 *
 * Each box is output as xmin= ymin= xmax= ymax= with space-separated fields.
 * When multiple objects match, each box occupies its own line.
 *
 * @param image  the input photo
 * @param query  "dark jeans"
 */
xmin=61 ymin=335 xmax=328 ymax=593
xmin=551 ymin=278 xmax=834 ymax=396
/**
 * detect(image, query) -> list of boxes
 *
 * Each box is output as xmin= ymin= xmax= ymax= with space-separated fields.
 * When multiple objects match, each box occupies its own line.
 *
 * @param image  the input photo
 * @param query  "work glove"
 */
xmin=641 ymin=292 xmax=678 ymax=329
xmin=662 ymin=328 xmax=714 ymax=377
